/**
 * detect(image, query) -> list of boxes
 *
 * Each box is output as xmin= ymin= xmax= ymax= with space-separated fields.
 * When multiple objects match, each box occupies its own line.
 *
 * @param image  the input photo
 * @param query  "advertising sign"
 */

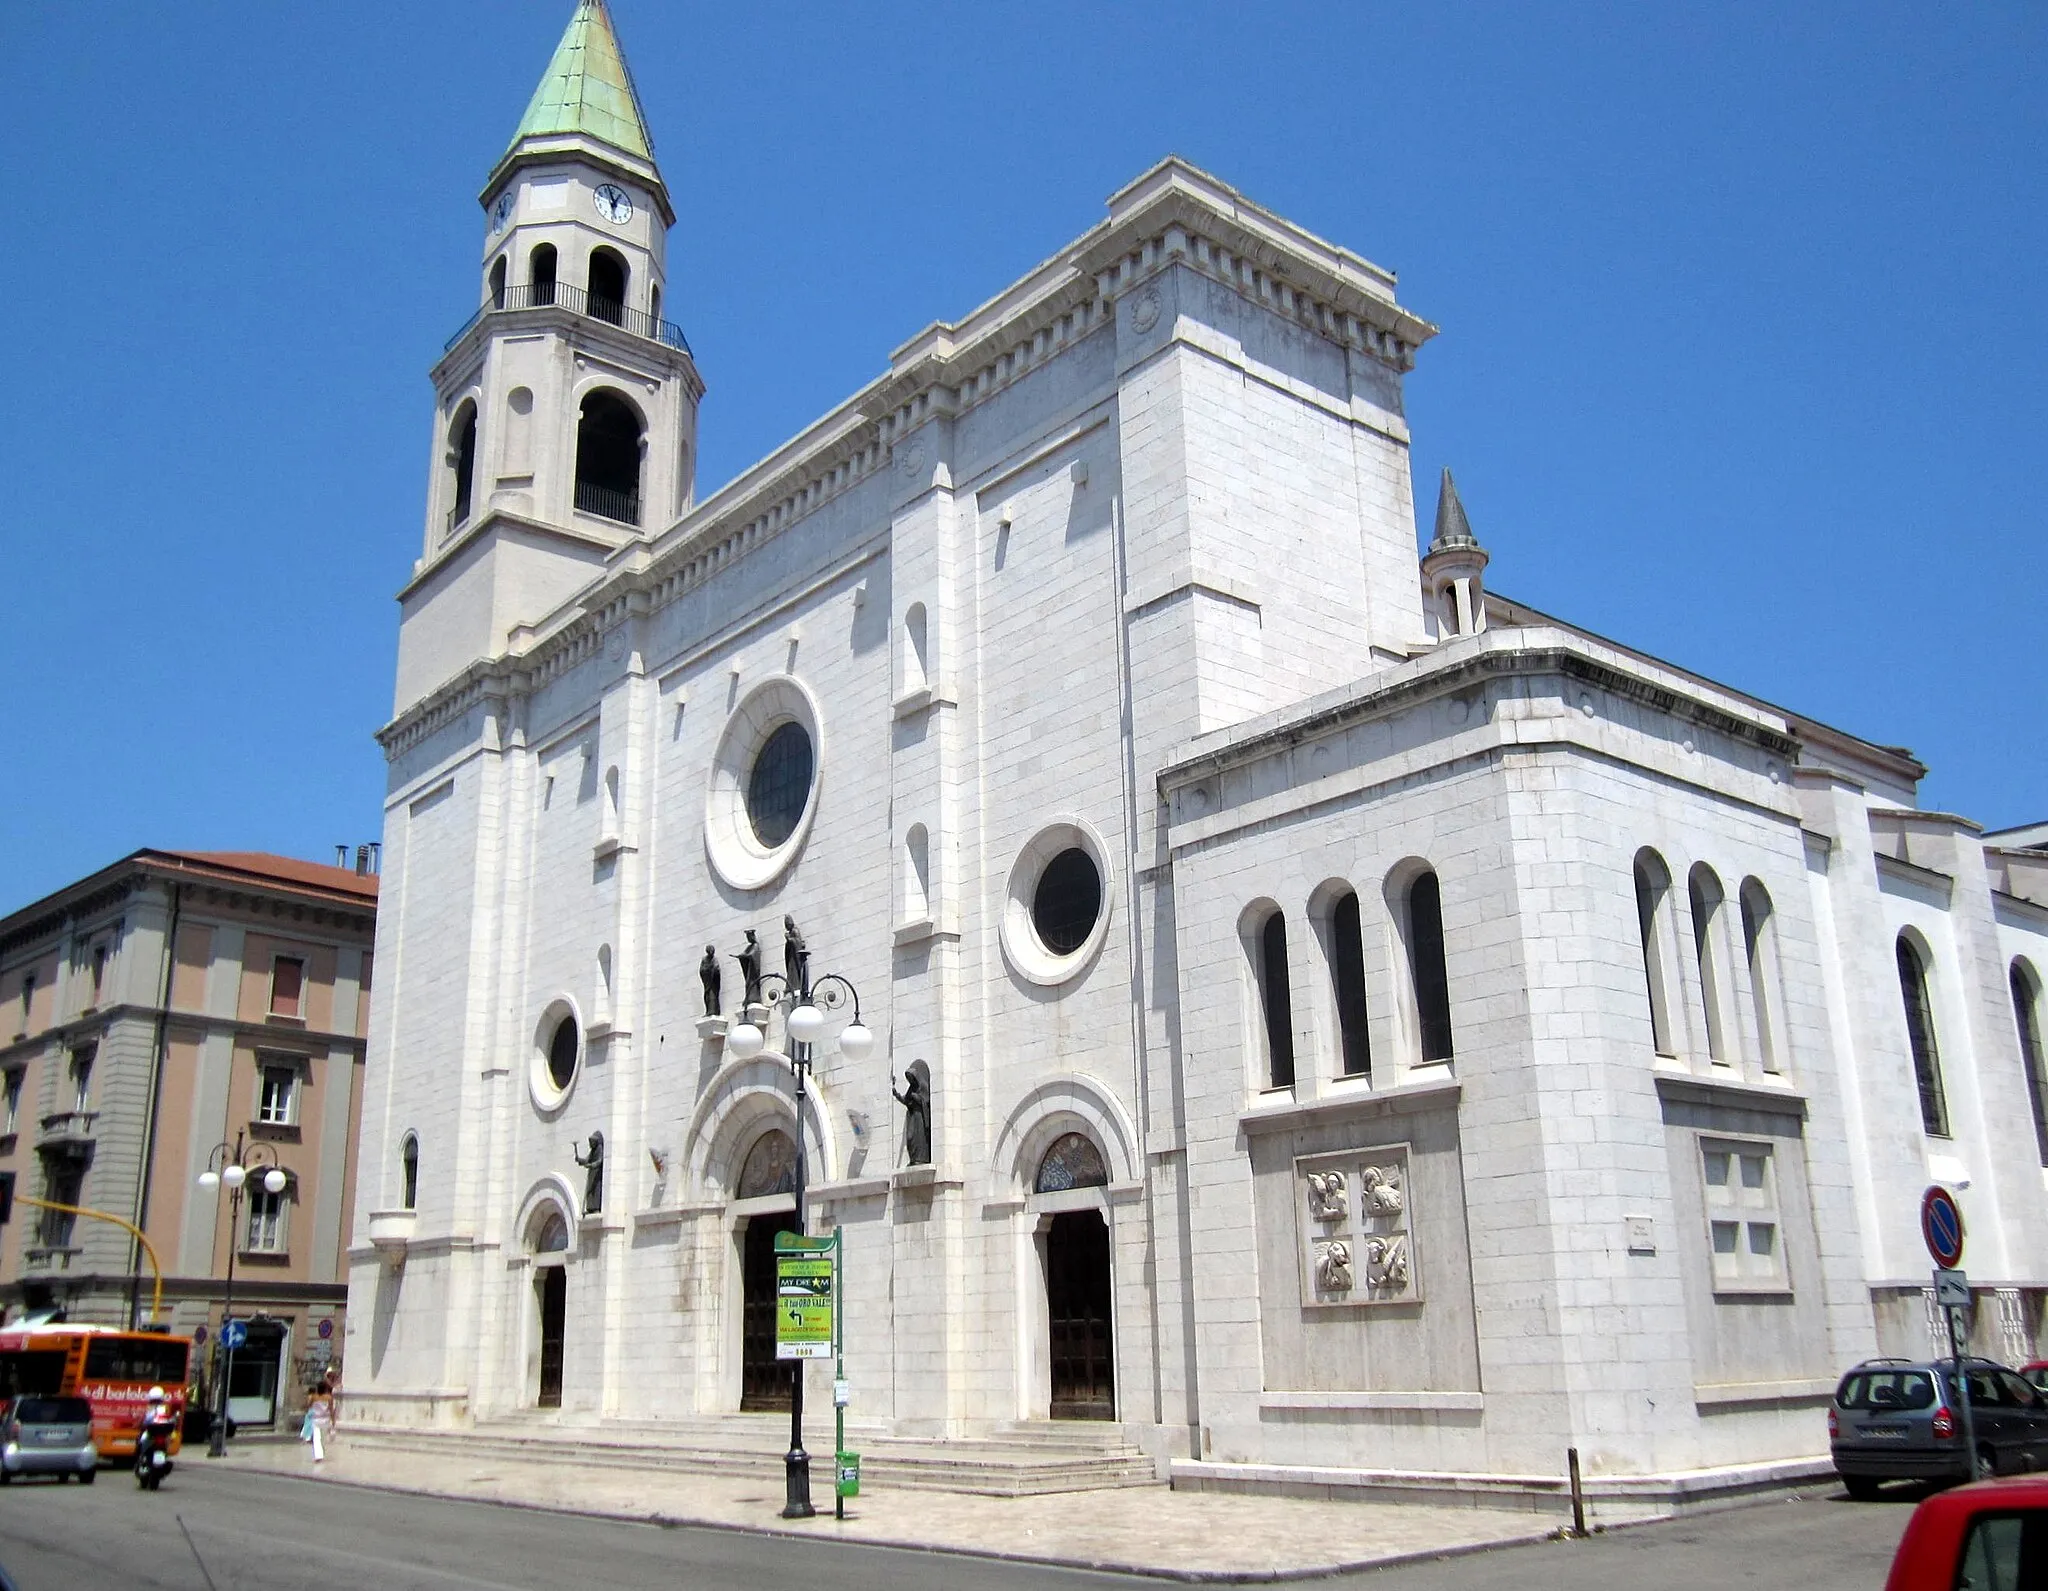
xmin=775 ymin=1235 xmax=836 ymax=1361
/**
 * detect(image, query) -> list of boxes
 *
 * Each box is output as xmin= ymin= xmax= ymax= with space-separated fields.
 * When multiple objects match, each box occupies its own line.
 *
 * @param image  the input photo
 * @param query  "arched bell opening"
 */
xmin=588 ymin=247 xmax=628 ymax=325
xmin=573 ymin=388 xmax=644 ymax=525
xmin=529 ymin=243 xmax=557 ymax=307
xmin=446 ymin=401 xmax=478 ymax=534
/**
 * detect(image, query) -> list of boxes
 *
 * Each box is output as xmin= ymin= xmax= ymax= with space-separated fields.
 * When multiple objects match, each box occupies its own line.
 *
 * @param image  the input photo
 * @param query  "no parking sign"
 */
xmin=1920 ymin=1185 xmax=1965 ymax=1268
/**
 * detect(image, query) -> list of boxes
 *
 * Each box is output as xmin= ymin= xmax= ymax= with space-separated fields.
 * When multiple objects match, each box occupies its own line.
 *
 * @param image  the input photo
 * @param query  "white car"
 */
xmin=0 ymin=1396 xmax=98 ymax=1483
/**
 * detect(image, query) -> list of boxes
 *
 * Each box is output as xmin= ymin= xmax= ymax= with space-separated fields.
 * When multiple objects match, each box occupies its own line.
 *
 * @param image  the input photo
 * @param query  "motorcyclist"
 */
xmin=134 ymin=1386 xmax=177 ymax=1488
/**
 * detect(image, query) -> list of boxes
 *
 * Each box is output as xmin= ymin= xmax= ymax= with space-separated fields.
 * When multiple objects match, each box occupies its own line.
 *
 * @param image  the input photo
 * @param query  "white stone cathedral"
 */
xmin=350 ymin=0 xmax=2048 ymax=1498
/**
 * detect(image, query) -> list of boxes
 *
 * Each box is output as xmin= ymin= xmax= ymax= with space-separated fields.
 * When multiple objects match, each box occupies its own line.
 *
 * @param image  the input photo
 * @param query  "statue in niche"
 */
xmin=892 ymin=1059 xmax=932 ymax=1167
xmin=573 ymin=1131 xmax=605 ymax=1216
xmin=736 ymin=930 xmax=762 ymax=1008
xmin=1305 ymin=1169 xmax=1348 ymax=1223
xmin=783 ymin=915 xmax=810 ymax=997
xmin=1366 ymin=1234 xmax=1410 ymax=1291
xmin=1361 ymin=1165 xmax=1404 ymax=1216
xmin=1315 ymin=1239 xmax=1354 ymax=1293
xmin=698 ymin=945 xmax=722 ymax=1017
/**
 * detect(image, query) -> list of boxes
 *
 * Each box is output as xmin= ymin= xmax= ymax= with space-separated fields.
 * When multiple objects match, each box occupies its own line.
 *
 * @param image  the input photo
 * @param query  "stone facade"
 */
xmin=0 ymin=850 xmax=374 ymax=1428
xmin=351 ymin=2 xmax=2048 ymax=1485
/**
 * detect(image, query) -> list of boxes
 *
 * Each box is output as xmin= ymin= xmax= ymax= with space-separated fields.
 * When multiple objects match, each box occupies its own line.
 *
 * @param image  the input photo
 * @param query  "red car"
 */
xmin=1883 ymin=1473 xmax=2048 ymax=1590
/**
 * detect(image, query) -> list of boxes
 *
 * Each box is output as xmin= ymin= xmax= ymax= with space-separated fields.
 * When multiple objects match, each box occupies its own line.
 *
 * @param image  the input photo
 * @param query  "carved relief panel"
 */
xmin=1293 ymin=1143 xmax=1418 ymax=1308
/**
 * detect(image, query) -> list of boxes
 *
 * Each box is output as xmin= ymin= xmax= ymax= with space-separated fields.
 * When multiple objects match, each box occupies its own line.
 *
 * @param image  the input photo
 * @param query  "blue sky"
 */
xmin=2 ymin=2 xmax=2040 ymax=910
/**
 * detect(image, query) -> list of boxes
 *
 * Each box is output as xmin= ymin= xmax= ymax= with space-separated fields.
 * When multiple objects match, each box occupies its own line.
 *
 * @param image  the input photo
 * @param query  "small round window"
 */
xmin=1032 ymin=848 xmax=1102 ymax=955
xmin=746 ymin=722 xmax=815 ymax=848
xmin=547 ymin=1012 xmax=579 ymax=1090
xmin=1001 ymin=819 xmax=1114 ymax=986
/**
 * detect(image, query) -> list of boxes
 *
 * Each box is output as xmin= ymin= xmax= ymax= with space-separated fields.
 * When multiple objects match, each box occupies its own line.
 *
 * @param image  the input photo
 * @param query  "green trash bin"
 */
xmin=836 ymin=1451 xmax=861 ymax=1498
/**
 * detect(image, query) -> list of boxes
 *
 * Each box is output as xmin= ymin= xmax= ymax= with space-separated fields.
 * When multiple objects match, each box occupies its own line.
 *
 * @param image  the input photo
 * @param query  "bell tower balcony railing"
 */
xmin=445 ymin=283 xmax=692 ymax=355
xmin=574 ymin=481 xmax=641 ymax=526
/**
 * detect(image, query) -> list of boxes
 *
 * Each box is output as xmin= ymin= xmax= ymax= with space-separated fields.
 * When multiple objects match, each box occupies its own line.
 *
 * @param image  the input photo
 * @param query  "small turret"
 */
xmin=1421 ymin=469 xmax=1489 ymax=639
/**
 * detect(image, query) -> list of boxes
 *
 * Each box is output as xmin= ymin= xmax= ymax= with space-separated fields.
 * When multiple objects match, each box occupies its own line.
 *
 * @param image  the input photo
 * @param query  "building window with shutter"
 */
xmin=270 ymin=956 xmax=306 ymax=1019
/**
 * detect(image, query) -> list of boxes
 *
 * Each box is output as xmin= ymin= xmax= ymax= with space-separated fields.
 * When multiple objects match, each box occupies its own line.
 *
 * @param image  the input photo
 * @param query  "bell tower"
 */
xmin=395 ymin=0 xmax=704 ymax=714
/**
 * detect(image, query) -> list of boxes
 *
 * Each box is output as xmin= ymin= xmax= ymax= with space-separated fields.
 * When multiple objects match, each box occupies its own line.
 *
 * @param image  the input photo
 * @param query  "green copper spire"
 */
xmin=510 ymin=1 xmax=654 ymax=163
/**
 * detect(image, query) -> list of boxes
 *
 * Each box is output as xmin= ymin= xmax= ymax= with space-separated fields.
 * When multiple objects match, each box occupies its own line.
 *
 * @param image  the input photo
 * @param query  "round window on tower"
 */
xmin=746 ymin=722 xmax=815 ymax=848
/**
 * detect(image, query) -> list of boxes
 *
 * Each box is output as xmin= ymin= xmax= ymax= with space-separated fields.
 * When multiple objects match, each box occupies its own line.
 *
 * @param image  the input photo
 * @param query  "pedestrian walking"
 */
xmin=305 ymin=1383 xmax=336 ymax=1463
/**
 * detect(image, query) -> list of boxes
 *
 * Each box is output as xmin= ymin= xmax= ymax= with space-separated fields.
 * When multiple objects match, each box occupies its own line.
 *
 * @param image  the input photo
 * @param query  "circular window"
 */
xmin=746 ymin=722 xmax=814 ymax=848
xmin=1001 ymin=818 xmax=1114 ymax=986
xmin=706 ymin=678 xmax=824 ymax=891
xmin=1032 ymin=849 xmax=1101 ymax=954
xmin=530 ymin=1000 xmax=583 ymax=1112
xmin=546 ymin=1012 xmax=578 ymax=1089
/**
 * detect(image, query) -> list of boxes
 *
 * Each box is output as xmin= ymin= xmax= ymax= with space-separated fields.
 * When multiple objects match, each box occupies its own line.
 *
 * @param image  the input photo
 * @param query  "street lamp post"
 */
xmin=726 ymin=938 xmax=872 ymax=1521
xmin=196 ymin=1131 xmax=287 ymax=1458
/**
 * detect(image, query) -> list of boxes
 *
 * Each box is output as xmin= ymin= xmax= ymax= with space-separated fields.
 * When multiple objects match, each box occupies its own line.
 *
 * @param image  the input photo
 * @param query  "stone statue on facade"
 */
xmin=1315 ymin=1239 xmax=1353 ymax=1293
xmin=698 ymin=944 xmax=722 ymax=1017
xmin=1366 ymin=1234 xmax=1409 ymax=1291
xmin=737 ymin=930 xmax=762 ymax=1008
xmin=892 ymin=1058 xmax=932 ymax=1167
xmin=783 ymin=915 xmax=810 ymax=997
xmin=573 ymin=1131 xmax=605 ymax=1216
xmin=1360 ymin=1165 xmax=1403 ymax=1215
xmin=1305 ymin=1169 xmax=1347 ymax=1222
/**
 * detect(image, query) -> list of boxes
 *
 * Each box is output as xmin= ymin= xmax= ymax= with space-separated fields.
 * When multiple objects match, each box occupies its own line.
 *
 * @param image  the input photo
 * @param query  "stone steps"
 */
xmin=345 ymin=1415 xmax=1158 ymax=1496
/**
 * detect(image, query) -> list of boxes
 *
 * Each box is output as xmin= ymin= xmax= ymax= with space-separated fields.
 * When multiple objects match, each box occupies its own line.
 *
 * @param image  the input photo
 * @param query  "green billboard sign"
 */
xmin=775 ymin=1232 xmax=837 ymax=1361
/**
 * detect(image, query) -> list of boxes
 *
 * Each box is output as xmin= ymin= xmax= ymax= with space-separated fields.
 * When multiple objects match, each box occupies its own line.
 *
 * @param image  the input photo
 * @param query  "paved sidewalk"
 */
xmin=223 ymin=1436 xmax=1557 ymax=1582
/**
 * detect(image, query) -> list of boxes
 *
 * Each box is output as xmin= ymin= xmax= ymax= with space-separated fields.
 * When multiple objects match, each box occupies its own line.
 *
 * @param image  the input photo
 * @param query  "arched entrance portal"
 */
xmin=735 ymin=1129 xmax=798 ymax=1412
xmin=529 ymin=1206 xmax=570 ymax=1409
xmin=1036 ymin=1133 xmax=1114 ymax=1421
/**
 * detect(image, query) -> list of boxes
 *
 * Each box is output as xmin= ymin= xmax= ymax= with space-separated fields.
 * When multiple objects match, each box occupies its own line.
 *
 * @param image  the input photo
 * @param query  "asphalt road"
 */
xmin=0 ymin=1466 xmax=1917 ymax=1591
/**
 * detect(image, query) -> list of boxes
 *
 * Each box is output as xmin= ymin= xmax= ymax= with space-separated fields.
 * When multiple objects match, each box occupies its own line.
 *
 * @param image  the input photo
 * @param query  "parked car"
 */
xmin=1832 ymin=1357 xmax=2048 ymax=1497
xmin=1884 ymin=1473 xmax=2048 ymax=1590
xmin=0 ymin=1395 xmax=98 ymax=1483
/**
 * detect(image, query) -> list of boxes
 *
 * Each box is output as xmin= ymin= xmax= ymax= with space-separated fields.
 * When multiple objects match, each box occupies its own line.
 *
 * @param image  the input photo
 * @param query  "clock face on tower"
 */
xmin=490 ymin=192 xmax=514 ymax=234
xmin=593 ymin=183 xmax=634 ymax=225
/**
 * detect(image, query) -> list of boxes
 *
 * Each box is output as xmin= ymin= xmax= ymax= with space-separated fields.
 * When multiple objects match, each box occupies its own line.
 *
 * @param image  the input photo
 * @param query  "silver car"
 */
xmin=0 ymin=1396 xmax=98 ymax=1483
xmin=1831 ymin=1357 xmax=2048 ymax=1497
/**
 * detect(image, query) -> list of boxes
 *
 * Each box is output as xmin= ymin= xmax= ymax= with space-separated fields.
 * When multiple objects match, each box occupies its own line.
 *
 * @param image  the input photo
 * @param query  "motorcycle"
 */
xmin=133 ymin=1408 xmax=177 ymax=1491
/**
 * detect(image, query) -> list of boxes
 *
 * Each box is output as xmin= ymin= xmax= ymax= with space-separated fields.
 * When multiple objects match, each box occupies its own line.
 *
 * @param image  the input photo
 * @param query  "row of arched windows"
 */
xmin=1634 ymin=851 xmax=1784 ymax=1076
xmin=1247 ymin=865 xmax=1453 ymax=1091
xmin=488 ymin=244 xmax=654 ymax=329
xmin=1896 ymin=938 xmax=2048 ymax=1162
xmin=1634 ymin=841 xmax=2048 ymax=1162
xmin=444 ymin=384 xmax=646 ymax=534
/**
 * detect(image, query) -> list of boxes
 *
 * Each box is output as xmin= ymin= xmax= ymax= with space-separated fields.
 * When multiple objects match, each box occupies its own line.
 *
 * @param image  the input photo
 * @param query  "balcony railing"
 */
xmin=36 ymin=1111 xmax=97 ymax=1154
xmin=574 ymin=480 xmax=641 ymax=526
xmin=445 ymin=282 xmax=692 ymax=355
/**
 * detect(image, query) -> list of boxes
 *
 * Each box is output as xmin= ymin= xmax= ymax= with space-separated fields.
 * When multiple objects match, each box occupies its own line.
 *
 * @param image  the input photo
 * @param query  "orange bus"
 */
xmin=0 ymin=1325 xmax=191 ymax=1459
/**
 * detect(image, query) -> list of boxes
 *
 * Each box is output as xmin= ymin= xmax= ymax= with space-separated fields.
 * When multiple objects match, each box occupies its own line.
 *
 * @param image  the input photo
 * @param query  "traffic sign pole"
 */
xmin=1921 ymin=1186 xmax=1978 ymax=1482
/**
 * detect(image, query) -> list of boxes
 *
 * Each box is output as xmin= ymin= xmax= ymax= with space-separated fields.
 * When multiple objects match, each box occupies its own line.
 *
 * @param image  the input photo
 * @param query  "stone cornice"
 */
xmin=396 ymin=509 xmax=621 ymax=603
xmin=1157 ymin=628 xmax=1803 ymax=794
xmin=0 ymin=1006 xmax=367 ymax=1067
